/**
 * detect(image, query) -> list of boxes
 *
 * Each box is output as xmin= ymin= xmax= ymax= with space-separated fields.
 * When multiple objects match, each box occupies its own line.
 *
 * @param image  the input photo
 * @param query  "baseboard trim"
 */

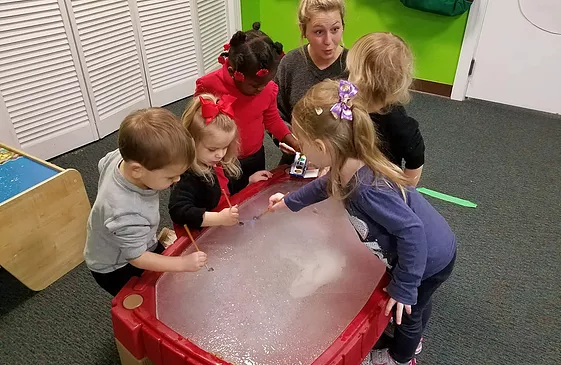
xmin=412 ymin=79 xmax=453 ymax=97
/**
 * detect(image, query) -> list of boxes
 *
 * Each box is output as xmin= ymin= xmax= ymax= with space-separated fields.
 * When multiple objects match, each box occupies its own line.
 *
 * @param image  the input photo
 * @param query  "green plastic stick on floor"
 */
xmin=417 ymin=187 xmax=477 ymax=208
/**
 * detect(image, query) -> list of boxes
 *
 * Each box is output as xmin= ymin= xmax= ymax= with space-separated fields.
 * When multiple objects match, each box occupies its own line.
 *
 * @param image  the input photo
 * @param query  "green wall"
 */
xmin=242 ymin=0 xmax=468 ymax=85
xmin=241 ymin=0 xmax=261 ymax=33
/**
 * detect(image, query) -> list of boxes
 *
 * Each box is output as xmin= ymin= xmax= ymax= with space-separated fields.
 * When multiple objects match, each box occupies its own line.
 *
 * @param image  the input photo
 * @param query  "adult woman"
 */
xmin=275 ymin=0 xmax=348 ymax=164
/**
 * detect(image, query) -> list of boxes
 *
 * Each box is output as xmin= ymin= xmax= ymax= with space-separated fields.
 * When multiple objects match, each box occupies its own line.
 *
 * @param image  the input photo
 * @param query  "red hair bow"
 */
xmin=200 ymin=95 xmax=236 ymax=124
xmin=233 ymin=71 xmax=245 ymax=82
xmin=256 ymin=69 xmax=269 ymax=77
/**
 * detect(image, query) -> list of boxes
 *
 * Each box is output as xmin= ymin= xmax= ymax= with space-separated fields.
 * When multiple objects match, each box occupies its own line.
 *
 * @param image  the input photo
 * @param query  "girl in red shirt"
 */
xmin=195 ymin=22 xmax=299 ymax=192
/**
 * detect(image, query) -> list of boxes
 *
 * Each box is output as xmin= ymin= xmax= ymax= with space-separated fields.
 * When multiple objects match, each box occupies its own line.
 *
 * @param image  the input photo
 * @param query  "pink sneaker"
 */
xmin=369 ymin=349 xmax=417 ymax=365
xmin=415 ymin=338 xmax=423 ymax=355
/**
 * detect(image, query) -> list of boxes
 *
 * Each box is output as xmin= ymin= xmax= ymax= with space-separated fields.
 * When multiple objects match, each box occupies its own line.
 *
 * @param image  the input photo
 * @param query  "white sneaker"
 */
xmin=415 ymin=338 xmax=423 ymax=355
xmin=370 ymin=348 xmax=416 ymax=365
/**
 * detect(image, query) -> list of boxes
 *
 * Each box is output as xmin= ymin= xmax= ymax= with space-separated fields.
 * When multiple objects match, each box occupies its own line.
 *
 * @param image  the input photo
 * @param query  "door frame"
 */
xmin=0 ymin=96 xmax=19 ymax=147
xmin=228 ymin=0 xmax=243 ymax=32
xmin=451 ymin=0 xmax=490 ymax=101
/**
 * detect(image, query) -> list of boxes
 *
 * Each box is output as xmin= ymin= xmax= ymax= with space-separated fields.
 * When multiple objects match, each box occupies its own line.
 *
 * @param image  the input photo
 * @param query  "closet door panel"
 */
xmin=0 ymin=0 xmax=98 ymax=159
xmin=196 ymin=0 xmax=231 ymax=74
xmin=134 ymin=0 xmax=199 ymax=106
xmin=68 ymin=0 xmax=150 ymax=137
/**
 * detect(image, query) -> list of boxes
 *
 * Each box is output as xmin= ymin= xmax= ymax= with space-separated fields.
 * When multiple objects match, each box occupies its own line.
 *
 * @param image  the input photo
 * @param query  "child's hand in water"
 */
xmin=181 ymin=251 xmax=208 ymax=272
xmin=383 ymin=288 xmax=412 ymax=325
xmin=249 ymin=170 xmax=273 ymax=184
xmin=268 ymin=193 xmax=287 ymax=211
xmin=219 ymin=205 xmax=239 ymax=226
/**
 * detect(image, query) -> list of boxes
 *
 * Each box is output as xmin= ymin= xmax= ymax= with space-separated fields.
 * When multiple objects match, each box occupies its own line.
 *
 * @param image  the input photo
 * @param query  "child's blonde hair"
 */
xmin=181 ymin=94 xmax=241 ymax=183
xmin=298 ymin=0 xmax=346 ymax=39
xmin=347 ymin=32 xmax=413 ymax=111
xmin=119 ymin=108 xmax=194 ymax=170
xmin=292 ymin=80 xmax=409 ymax=199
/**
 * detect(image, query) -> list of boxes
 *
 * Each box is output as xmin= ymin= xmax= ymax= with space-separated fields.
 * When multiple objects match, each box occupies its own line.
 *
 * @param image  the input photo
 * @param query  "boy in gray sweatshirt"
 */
xmin=84 ymin=108 xmax=207 ymax=296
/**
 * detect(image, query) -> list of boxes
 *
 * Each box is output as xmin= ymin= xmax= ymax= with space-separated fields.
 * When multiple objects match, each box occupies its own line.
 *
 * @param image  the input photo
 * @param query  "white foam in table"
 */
xmin=156 ymin=180 xmax=384 ymax=365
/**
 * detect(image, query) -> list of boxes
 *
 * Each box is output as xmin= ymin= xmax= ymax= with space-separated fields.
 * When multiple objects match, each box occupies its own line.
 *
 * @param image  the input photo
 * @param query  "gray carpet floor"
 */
xmin=1 ymin=93 xmax=560 ymax=364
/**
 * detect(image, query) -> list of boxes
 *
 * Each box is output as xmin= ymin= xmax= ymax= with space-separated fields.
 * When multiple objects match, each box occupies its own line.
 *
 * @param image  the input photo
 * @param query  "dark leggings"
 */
xmin=230 ymin=146 xmax=266 ymax=193
xmin=91 ymin=242 xmax=165 ymax=296
xmin=389 ymin=252 xmax=456 ymax=363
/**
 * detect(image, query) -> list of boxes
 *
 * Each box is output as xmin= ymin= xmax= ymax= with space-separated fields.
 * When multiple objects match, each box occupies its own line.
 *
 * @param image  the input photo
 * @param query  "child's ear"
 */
xmin=314 ymin=139 xmax=327 ymax=153
xmin=129 ymin=162 xmax=145 ymax=179
xmin=227 ymin=66 xmax=234 ymax=77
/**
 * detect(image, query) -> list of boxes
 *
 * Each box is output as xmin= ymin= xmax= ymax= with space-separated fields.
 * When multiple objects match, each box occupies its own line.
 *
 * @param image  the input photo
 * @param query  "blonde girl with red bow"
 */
xmin=168 ymin=94 xmax=272 ymax=233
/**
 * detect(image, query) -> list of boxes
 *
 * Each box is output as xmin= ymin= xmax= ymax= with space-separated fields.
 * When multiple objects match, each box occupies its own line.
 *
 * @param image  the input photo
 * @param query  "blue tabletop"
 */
xmin=0 ymin=148 xmax=59 ymax=204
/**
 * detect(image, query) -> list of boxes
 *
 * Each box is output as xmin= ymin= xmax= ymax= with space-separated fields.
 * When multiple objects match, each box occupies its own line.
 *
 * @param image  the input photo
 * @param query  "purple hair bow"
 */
xmin=330 ymin=80 xmax=358 ymax=121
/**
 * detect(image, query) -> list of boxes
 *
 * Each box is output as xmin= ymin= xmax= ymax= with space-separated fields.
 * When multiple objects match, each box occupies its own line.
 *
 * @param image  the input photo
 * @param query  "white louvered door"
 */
xmin=196 ymin=0 xmax=233 ymax=74
xmin=131 ymin=0 xmax=200 ymax=107
xmin=0 ymin=0 xmax=98 ymax=159
xmin=65 ymin=0 xmax=150 ymax=138
xmin=131 ymin=0 xmax=239 ymax=107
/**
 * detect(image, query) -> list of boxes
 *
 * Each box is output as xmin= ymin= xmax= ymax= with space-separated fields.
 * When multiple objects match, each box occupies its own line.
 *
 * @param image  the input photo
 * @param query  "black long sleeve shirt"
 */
xmin=370 ymin=106 xmax=425 ymax=169
xmin=168 ymin=170 xmax=238 ymax=230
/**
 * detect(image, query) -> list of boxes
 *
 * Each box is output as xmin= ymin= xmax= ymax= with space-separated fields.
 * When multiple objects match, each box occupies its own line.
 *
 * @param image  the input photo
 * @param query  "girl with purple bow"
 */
xmin=268 ymin=80 xmax=457 ymax=365
xmin=168 ymin=94 xmax=272 ymax=233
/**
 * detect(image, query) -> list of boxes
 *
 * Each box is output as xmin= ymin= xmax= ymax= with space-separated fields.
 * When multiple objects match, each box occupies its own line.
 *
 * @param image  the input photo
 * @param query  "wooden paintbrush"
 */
xmin=183 ymin=224 xmax=214 ymax=272
xmin=253 ymin=192 xmax=289 ymax=220
xmin=221 ymin=188 xmax=244 ymax=226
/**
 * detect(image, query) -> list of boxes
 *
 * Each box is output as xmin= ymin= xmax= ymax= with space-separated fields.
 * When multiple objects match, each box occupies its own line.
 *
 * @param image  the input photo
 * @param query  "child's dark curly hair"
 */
xmin=219 ymin=22 xmax=284 ymax=78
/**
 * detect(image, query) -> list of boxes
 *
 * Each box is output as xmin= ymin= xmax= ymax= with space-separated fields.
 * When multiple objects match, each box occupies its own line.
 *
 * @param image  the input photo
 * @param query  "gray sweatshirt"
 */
xmin=275 ymin=45 xmax=348 ymax=122
xmin=84 ymin=149 xmax=159 ymax=273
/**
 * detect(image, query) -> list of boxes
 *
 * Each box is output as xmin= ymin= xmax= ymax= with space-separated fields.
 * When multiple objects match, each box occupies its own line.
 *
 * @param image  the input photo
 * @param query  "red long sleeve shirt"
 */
xmin=195 ymin=64 xmax=291 ymax=159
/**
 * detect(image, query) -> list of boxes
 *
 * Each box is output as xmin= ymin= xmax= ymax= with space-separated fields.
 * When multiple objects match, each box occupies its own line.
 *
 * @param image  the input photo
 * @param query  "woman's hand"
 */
xmin=268 ymin=193 xmax=287 ymax=211
xmin=249 ymin=170 xmax=273 ymax=184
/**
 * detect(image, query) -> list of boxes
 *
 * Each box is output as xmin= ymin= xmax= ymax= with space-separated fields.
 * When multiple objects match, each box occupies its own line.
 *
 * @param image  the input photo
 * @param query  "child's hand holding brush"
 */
xmin=219 ymin=188 xmax=239 ymax=226
xmin=218 ymin=205 xmax=239 ymax=226
xmin=180 ymin=251 xmax=208 ymax=272
xmin=268 ymin=192 xmax=289 ymax=212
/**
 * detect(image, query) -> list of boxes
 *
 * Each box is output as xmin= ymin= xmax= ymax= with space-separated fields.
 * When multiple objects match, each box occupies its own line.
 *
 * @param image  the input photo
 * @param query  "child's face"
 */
xmin=305 ymin=11 xmax=343 ymax=62
xmin=294 ymin=122 xmax=331 ymax=168
xmin=196 ymin=128 xmax=236 ymax=167
xmin=138 ymin=163 xmax=187 ymax=190
xmin=230 ymin=68 xmax=276 ymax=96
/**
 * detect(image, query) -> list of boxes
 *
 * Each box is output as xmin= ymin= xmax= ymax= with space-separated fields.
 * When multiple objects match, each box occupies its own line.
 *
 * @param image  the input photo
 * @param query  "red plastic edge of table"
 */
xmin=112 ymin=167 xmax=391 ymax=365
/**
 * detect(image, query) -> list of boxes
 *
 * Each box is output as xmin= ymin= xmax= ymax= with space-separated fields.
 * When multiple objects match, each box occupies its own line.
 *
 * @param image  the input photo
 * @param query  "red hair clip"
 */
xmin=200 ymin=95 xmax=236 ymax=124
xmin=256 ymin=69 xmax=269 ymax=77
xmin=218 ymin=55 xmax=226 ymax=64
xmin=223 ymin=44 xmax=230 ymax=51
xmin=233 ymin=71 xmax=245 ymax=82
